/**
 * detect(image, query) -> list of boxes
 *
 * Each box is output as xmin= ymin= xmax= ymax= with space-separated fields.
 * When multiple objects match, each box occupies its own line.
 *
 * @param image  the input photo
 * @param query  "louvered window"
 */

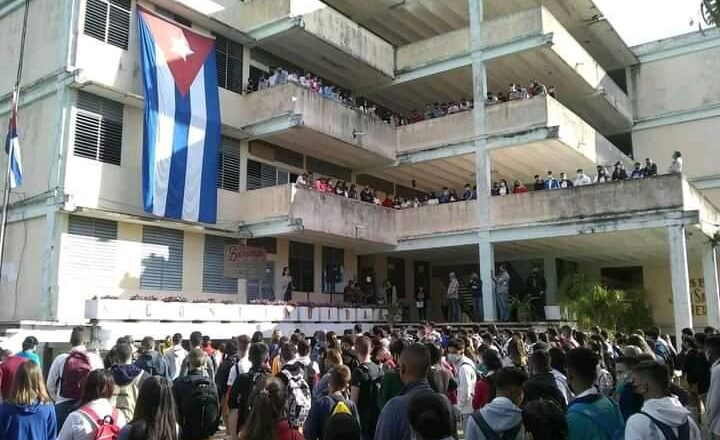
xmin=140 ymin=226 xmax=184 ymax=291
xmin=247 ymin=159 xmax=289 ymax=190
xmin=217 ymin=144 xmax=240 ymax=192
xmin=215 ymin=34 xmax=243 ymax=93
xmin=289 ymin=241 xmax=314 ymax=292
xmin=203 ymin=235 xmax=238 ymax=294
xmin=64 ymin=216 xmax=118 ymax=289
xmin=74 ymin=92 xmax=123 ymax=165
xmin=83 ymin=0 xmax=131 ymax=50
xmin=322 ymin=246 xmax=344 ymax=294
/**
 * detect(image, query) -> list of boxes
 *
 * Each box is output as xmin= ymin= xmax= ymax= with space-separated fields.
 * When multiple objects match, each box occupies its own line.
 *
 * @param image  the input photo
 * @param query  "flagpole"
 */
xmin=0 ymin=0 xmax=30 ymax=284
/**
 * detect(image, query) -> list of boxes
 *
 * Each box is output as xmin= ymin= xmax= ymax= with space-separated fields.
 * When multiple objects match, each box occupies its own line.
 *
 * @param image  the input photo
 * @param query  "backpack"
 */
xmin=60 ymin=350 xmax=92 ymax=399
xmin=78 ymin=406 xmax=120 ymax=440
xmin=178 ymin=375 xmax=220 ymax=439
xmin=471 ymin=411 xmax=521 ymax=440
xmin=567 ymin=399 xmax=625 ymax=440
xmin=113 ymin=372 xmax=145 ymax=422
xmin=137 ymin=351 xmax=166 ymax=377
xmin=282 ymin=367 xmax=312 ymax=429
xmin=324 ymin=396 xmax=360 ymax=436
xmin=356 ymin=363 xmax=383 ymax=435
xmin=231 ymin=367 xmax=269 ymax=433
xmin=640 ymin=411 xmax=690 ymax=440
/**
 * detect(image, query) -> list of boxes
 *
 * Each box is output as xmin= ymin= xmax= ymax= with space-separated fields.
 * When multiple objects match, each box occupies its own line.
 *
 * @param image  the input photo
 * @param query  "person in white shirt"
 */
xmin=669 ymin=151 xmax=683 ymax=174
xmin=47 ymin=327 xmax=105 ymax=429
xmin=57 ymin=369 xmax=127 ymax=440
xmin=268 ymin=68 xmax=280 ymax=87
xmin=573 ymin=169 xmax=592 ymax=186
xmin=705 ymin=335 xmax=720 ymax=438
xmin=447 ymin=338 xmax=477 ymax=429
xmin=226 ymin=335 xmax=252 ymax=389
xmin=163 ymin=333 xmax=187 ymax=380
xmin=625 ymin=361 xmax=702 ymax=440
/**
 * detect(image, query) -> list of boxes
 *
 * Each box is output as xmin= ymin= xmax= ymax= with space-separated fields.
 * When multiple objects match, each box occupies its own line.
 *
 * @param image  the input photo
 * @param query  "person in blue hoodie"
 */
xmin=465 ymin=367 xmax=527 ymax=440
xmin=0 ymin=360 xmax=56 ymax=440
xmin=304 ymin=365 xmax=360 ymax=440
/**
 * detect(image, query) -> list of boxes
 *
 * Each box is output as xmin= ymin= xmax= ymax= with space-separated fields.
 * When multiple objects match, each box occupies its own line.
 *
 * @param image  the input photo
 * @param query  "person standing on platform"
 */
xmin=470 ymin=273 xmax=483 ymax=322
xmin=447 ymin=273 xmax=460 ymax=322
xmin=416 ymin=286 xmax=427 ymax=322
xmin=526 ymin=267 xmax=547 ymax=321
xmin=281 ymin=267 xmax=293 ymax=302
xmin=493 ymin=266 xmax=511 ymax=322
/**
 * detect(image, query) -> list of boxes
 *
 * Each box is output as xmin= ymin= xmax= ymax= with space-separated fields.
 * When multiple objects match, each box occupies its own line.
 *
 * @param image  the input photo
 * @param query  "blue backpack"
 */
xmin=567 ymin=398 xmax=625 ymax=440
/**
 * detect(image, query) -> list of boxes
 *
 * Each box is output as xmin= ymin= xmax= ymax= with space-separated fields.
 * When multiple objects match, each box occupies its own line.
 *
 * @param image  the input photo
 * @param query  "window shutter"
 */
xmin=247 ymin=159 xmax=262 ymax=190
xmin=217 ymin=144 xmax=240 ymax=192
xmin=64 ymin=216 xmax=118 ymax=289
xmin=74 ymin=92 xmax=123 ymax=165
xmin=83 ymin=0 xmax=131 ymax=50
xmin=202 ymin=235 xmax=238 ymax=294
xmin=260 ymin=163 xmax=277 ymax=188
xmin=215 ymin=34 xmax=244 ymax=93
xmin=140 ymin=226 xmax=184 ymax=291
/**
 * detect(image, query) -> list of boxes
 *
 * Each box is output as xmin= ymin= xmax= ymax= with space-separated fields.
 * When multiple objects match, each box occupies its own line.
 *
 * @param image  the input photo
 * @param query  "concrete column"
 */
xmin=544 ymin=256 xmax=558 ymax=305
xmin=239 ymin=140 xmax=249 ymax=192
xmin=668 ymin=226 xmax=693 ymax=343
xmin=703 ymin=244 xmax=720 ymax=328
xmin=479 ymin=238 xmax=496 ymax=321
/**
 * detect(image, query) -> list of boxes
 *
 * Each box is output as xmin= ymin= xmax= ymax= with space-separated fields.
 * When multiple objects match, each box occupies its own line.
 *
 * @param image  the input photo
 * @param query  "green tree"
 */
xmin=559 ymin=273 xmax=653 ymax=332
xmin=702 ymin=0 xmax=720 ymax=25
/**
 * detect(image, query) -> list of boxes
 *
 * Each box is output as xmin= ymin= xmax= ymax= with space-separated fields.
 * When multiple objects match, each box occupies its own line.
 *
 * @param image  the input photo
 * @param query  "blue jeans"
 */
xmin=472 ymin=296 xmax=484 ymax=321
xmin=448 ymin=298 xmax=461 ymax=322
xmin=497 ymin=290 xmax=509 ymax=321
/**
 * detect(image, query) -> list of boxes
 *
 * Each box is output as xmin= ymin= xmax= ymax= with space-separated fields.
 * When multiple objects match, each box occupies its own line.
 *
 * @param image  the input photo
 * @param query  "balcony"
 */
xmin=235 ymin=0 xmax=394 ymax=90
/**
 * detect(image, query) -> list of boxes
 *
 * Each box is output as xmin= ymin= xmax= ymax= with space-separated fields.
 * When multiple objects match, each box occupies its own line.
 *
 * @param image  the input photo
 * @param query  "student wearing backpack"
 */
xmin=118 ymin=376 xmax=178 ymax=440
xmin=304 ymin=366 xmax=360 ymax=440
xmin=47 ymin=327 xmax=105 ymax=428
xmin=465 ymin=367 xmax=526 ymax=440
xmin=239 ymin=376 xmax=304 ymax=440
xmin=58 ymin=369 xmax=127 ymax=440
xmin=173 ymin=348 xmax=220 ymax=440
xmin=164 ymin=333 xmax=187 ymax=380
xmin=350 ymin=336 xmax=383 ymax=440
xmin=447 ymin=338 xmax=477 ymax=429
xmin=408 ymin=390 xmax=455 ymax=440
xmin=473 ymin=349 xmax=502 ymax=410
xmin=228 ymin=342 xmax=271 ymax=440
xmin=135 ymin=337 xmax=170 ymax=379
xmin=180 ymin=332 xmax=216 ymax=382
xmin=278 ymin=343 xmax=313 ymax=430
xmin=314 ymin=348 xmax=343 ymax=399
xmin=0 ymin=361 xmax=56 ymax=440
xmin=625 ymin=361 xmax=701 ymax=440
xmin=565 ymin=347 xmax=625 ymax=440
xmin=297 ymin=339 xmax=321 ymax=392
xmin=109 ymin=343 xmax=147 ymax=423
xmin=522 ymin=400 xmax=568 ymax=440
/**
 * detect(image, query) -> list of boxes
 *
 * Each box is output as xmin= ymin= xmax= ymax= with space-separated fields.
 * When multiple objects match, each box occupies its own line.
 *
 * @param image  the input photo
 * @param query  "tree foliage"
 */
xmin=559 ymin=273 xmax=653 ymax=332
xmin=702 ymin=0 xmax=720 ymax=25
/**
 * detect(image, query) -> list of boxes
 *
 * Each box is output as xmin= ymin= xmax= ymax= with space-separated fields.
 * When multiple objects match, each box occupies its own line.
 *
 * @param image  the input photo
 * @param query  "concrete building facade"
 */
xmin=0 ymin=0 xmax=719 ymax=347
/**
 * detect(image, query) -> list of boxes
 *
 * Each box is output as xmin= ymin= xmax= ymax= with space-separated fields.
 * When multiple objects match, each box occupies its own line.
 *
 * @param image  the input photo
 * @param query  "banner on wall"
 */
xmin=690 ymin=278 xmax=707 ymax=317
xmin=224 ymin=245 xmax=267 ymax=279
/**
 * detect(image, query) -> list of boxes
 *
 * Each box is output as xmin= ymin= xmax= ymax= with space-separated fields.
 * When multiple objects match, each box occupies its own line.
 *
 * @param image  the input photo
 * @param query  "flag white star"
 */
xmin=170 ymin=34 xmax=194 ymax=61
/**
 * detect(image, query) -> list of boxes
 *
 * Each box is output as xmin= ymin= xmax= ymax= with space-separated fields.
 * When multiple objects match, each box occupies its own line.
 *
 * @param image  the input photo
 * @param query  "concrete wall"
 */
xmin=396 ymin=201 xmax=480 ymax=238
xmin=219 ymin=185 xmax=291 ymax=225
xmin=396 ymin=111 xmax=474 ymax=153
xmin=397 ymin=28 xmax=470 ymax=72
xmin=0 ymin=0 xmax=70 ymax=92
xmin=289 ymin=187 xmax=396 ymax=245
xmin=489 ymin=175 xmax=684 ymax=227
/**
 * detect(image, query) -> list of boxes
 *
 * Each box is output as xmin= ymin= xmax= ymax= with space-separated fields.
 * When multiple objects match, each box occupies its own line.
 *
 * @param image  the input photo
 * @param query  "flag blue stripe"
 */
xmin=164 ymin=88 xmax=191 ymax=219
xmin=137 ymin=15 xmax=159 ymax=214
xmin=6 ymin=130 xmax=22 ymax=188
xmin=198 ymin=50 xmax=220 ymax=223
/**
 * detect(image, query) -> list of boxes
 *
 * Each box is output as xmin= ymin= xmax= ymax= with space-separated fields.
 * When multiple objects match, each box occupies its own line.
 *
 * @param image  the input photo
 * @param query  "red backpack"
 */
xmin=78 ymin=406 xmax=120 ymax=440
xmin=60 ymin=350 xmax=92 ymax=399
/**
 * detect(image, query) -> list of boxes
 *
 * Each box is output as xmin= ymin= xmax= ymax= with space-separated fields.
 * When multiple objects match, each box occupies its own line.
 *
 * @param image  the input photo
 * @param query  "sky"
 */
xmin=593 ymin=0 xmax=709 ymax=46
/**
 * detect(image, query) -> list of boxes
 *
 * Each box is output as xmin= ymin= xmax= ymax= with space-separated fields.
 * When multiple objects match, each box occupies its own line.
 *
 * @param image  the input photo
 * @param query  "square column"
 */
xmin=479 ymin=238 xmax=496 ymax=321
xmin=544 ymin=256 xmax=558 ymax=305
xmin=668 ymin=226 xmax=693 ymax=343
xmin=703 ymin=244 xmax=720 ymax=328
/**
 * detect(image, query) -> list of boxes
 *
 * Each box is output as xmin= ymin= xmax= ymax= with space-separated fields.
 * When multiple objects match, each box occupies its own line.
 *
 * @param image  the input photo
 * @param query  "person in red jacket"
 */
xmin=473 ymin=349 xmax=503 ymax=410
xmin=0 ymin=353 xmax=28 ymax=400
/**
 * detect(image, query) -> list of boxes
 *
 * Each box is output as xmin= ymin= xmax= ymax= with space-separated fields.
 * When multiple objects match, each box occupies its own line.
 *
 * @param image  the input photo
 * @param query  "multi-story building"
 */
xmin=0 ymin=0 xmax=719 ymax=349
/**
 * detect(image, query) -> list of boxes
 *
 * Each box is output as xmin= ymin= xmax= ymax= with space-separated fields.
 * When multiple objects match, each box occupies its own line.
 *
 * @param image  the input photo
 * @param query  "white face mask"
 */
xmin=447 ymin=353 xmax=461 ymax=364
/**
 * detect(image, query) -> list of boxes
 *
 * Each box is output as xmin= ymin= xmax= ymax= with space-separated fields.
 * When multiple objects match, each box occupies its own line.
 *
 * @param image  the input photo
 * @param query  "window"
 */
xmin=247 ymin=237 xmax=277 ymax=254
xmin=83 ymin=0 xmax=131 ymax=50
xmin=250 ymin=141 xmax=304 ymax=169
xmin=64 ymin=216 xmax=118 ymax=288
xmin=322 ymin=247 xmax=344 ymax=294
xmin=247 ymin=262 xmax=275 ymax=301
xmin=216 ymin=34 xmax=243 ymax=93
xmin=74 ymin=92 xmax=123 ymax=165
xmin=247 ymin=159 xmax=289 ymax=190
xmin=217 ymin=143 xmax=241 ymax=192
xmin=202 ymin=235 xmax=238 ymax=294
xmin=306 ymin=156 xmax=352 ymax=182
xmin=140 ymin=226 xmax=184 ymax=291
xmin=387 ymin=257 xmax=406 ymax=299
xmin=289 ymin=241 xmax=314 ymax=292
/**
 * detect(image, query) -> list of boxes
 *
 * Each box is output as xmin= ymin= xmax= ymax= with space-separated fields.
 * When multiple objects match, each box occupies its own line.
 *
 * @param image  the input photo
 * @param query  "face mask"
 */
xmin=448 ymin=353 xmax=461 ymax=364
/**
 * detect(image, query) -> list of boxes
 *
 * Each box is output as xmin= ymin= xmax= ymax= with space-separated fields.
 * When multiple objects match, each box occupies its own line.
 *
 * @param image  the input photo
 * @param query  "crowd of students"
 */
xmin=1 ymin=323 xmax=719 ymax=440
xmin=485 ymin=80 xmax=556 ymax=106
xmin=492 ymin=152 xmax=685 ymax=196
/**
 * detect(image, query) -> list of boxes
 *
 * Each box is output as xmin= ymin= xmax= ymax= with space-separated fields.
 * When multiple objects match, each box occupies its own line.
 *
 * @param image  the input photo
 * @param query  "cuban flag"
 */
xmin=137 ymin=7 xmax=220 ymax=224
xmin=5 ymin=91 xmax=22 ymax=189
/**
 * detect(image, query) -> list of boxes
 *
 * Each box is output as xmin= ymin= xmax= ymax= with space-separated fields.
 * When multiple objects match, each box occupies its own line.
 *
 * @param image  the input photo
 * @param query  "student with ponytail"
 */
xmin=118 ymin=376 xmax=178 ymax=440
xmin=239 ymin=376 xmax=304 ymax=440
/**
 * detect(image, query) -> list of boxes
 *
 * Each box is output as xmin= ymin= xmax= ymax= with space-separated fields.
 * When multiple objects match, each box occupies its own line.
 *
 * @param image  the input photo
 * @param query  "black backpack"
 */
xmin=641 ymin=411 xmax=690 ymax=440
xmin=355 ymin=363 xmax=383 ymax=436
xmin=178 ymin=375 xmax=220 ymax=439
xmin=472 ymin=411 xmax=521 ymax=440
xmin=232 ymin=368 xmax=269 ymax=432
